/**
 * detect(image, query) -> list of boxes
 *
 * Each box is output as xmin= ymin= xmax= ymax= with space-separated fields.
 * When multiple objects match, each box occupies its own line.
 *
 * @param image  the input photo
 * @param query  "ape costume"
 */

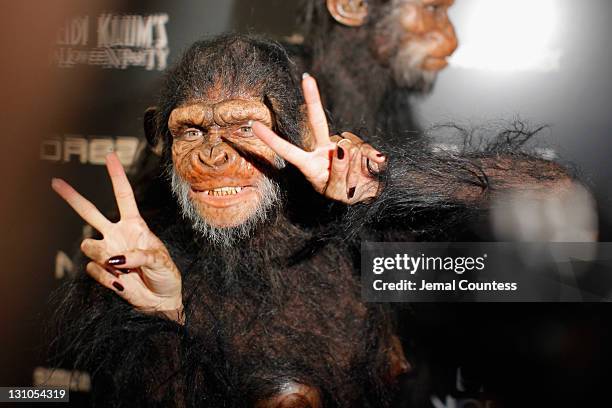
xmin=49 ymin=35 xmax=572 ymax=407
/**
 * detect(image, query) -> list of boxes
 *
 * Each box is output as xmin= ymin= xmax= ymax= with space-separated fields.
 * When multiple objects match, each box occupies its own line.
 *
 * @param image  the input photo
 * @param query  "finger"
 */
xmin=347 ymin=144 xmax=363 ymax=196
xmin=341 ymin=132 xmax=386 ymax=163
xmin=51 ymin=178 xmax=111 ymax=233
xmin=302 ymin=74 xmax=330 ymax=148
xmin=326 ymin=140 xmax=353 ymax=200
xmin=252 ymin=121 xmax=310 ymax=170
xmin=359 ymin=145 xmax=386 ymax=175
xmin=105 ymin=152 xmax=140 ymax=220
xmin=106 ymin=249 xmax=173 ymax=274
xmin=362 ymin=144 xmax=386 ymax=164
xmin=329 ymin=135 xmax=343 ymax=143
xmin=338 ymin=132 xmax=363 ymax=144
xmin=80 ymin=238 xmax=110 ymax=264
xmin=86 ymin=261 xmax=127 ymax=295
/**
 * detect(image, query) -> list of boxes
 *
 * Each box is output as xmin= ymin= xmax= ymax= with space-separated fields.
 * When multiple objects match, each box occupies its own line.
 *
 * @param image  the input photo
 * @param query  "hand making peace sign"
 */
xmin=252 ymin=74 xmax=386 ymax=204
xmin=52 ymin=153 xmax=184 ymax=324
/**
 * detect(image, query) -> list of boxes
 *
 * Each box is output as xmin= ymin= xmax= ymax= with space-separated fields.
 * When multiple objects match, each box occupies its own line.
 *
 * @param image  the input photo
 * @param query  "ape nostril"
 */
xmin=213 ymin=151 xmax=228 ymax=166
xmin=197 ymin=147 xmax=229 ymax=168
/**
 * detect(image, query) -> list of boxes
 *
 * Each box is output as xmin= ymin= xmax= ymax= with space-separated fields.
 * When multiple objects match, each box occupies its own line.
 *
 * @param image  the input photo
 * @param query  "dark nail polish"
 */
xmin=348 ymin=187 xmax=356 ymax=199
xmin=337 ymin=146 xmax=345 ymax=160
xmin=107 ymin=255 xmax=126 ymax=266
xmin=112 ymin=282 xmax=124 ymax=292
xmin=376 ymin=153 xmax=385 ymax=158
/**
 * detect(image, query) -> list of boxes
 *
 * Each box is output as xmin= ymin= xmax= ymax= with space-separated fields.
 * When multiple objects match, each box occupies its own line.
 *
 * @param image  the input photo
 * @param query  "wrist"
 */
xmin=158 ymin=302 xmax=185 ymax=325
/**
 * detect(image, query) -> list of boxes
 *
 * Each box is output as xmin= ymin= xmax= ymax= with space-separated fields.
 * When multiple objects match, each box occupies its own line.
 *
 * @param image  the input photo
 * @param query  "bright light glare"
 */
xmin=450 ymin=0 xmax=562 ymax=72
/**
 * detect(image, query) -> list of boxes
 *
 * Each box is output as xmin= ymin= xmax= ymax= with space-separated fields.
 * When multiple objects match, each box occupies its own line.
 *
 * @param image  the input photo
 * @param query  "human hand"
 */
xmin=252 ymin=74 xmax=386 ymax=204
xmin=52 ymin=153 xmax=184 ymax=324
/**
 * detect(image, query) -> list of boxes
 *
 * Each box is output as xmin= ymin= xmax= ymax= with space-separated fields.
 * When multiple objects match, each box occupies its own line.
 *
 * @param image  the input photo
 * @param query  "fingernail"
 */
xmin=337 ymin=146 xmax=345 ymax=160
xmin=348 ymin=187 xmax=356 ymax=199
xmin=376 ymin=153 xmax=384 ymax=158
xmin=247 ymin=120 xmax=253 ymax=127
xmin=302 ymin=72 xmax=310 ymax=79
xmin=107 ymin=255 xmax=126 ymax=266
xmin=112 ymin=281 xmax=124 ymax=292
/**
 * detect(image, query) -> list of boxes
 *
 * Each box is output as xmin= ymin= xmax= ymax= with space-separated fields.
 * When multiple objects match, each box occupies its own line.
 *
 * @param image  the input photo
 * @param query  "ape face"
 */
xmin=168 ymin=96 xmax=284 ymax=244
xmin=325 ymin=0 xmax=458 ymax=91
xmin=150 ymin=35 xmax=305 ymax=245
xmin=373 ymin=0 xmax=457 ymax=90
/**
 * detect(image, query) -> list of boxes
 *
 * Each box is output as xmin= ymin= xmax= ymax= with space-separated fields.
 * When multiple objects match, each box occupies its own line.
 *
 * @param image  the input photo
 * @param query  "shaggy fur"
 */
xmin=47 ymin=34 xmax=573 ymax=408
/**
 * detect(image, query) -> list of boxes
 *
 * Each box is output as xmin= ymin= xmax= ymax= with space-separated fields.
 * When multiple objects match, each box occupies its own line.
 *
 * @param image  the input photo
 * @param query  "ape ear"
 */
xmin=143 ymin=106 xmax=163 ymax=156
xmin=326 ymin=0 xmax=368 ymax=27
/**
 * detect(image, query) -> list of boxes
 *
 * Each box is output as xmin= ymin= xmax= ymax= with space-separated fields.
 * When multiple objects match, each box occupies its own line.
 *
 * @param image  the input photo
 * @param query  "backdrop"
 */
xmin=2 ymin=1 xmax=611 ymax=406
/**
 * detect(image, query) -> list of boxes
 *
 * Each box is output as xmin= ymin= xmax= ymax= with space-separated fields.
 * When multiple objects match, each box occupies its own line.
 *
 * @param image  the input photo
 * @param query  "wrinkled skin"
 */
xmin=169 ymin=98 xmax=278 ymax=228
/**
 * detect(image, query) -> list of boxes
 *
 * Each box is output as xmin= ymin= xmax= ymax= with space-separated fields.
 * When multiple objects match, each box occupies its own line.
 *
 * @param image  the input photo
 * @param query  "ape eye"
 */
xmin=425 ymin=4 xmax=442 ymax=13
xmin=238 ymin=125 xmax=253 ymax=136
xmin=182 ymin=129 xmax=203 ymax=140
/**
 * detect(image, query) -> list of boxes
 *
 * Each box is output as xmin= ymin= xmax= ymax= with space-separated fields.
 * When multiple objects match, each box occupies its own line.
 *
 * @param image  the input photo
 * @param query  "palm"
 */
xmin=103 ymin=219 xmax=157 ymax=255
xmin=302 ymin=143 xmax=337 ymax=192
xmin=100 ymin=220 xmax=176 ymax=305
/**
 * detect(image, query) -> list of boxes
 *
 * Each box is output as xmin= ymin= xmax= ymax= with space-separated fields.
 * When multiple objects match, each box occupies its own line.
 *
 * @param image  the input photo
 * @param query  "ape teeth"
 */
xmin=202 ymin=186 xmax=244 ymax=196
